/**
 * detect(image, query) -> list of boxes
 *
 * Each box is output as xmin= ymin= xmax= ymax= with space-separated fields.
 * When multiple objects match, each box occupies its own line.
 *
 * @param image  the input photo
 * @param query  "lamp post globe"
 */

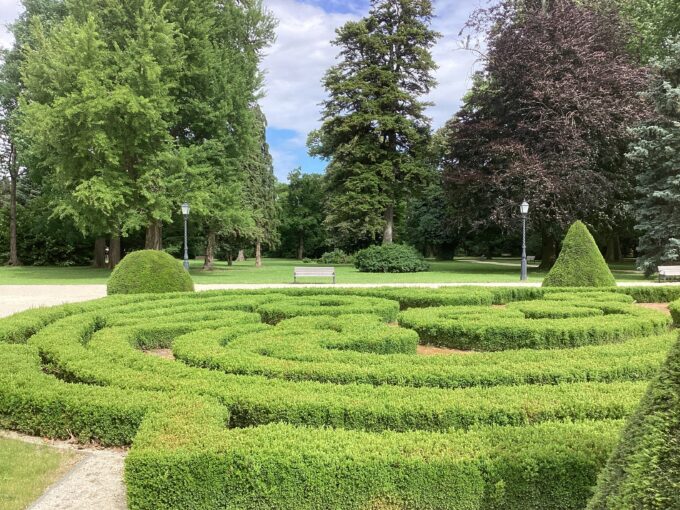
xmin=181 ymin=203 xmax=190 ymax=271
xmin=520 ymin=200 xmax=529 ymax=281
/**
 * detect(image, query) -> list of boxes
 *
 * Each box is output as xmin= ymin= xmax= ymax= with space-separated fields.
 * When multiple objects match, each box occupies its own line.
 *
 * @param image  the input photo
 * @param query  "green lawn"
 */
xmin=0 ymin=257 xmax=646 ymax=285
xmin=0 ymin=437 xmax=79 ymax=510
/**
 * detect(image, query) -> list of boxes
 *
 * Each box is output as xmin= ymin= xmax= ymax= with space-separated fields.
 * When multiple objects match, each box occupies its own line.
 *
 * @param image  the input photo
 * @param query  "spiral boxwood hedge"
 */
xmin=0 ymin=286 xmax=674 ymax=509
xmin=107 ymin=250 xmax=194 ymax=295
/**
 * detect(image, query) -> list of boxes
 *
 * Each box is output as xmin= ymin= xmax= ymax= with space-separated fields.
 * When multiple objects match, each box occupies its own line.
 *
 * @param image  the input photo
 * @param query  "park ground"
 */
xmin=0 ymin=259 xmax=664 ymax=508
xmin=0 ymin=257 xmax=647 ymax=285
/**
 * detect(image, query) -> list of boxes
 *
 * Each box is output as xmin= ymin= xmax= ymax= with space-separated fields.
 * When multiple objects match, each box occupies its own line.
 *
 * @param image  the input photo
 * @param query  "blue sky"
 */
xmin=0 ymin=0 xmax=482 ymax=181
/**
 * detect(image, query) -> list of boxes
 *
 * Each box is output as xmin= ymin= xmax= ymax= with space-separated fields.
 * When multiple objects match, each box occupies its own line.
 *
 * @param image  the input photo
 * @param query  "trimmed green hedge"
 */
xmin=588 ymin=333 xmax=680 ymax=509
xmin=107 ymin=250 xmax=194 ymax=295
xmin=398 ymin=294 xmax=670 ymax=351
xmin=0 ymin=287 xmax=674 ymax=509
xmin=670 ymin=298 xmax=680 ymax=325
xmin=543 ymin=221 xmax=616 ymax=287
xmin=354 ymin=244 xmax=429 ymax=273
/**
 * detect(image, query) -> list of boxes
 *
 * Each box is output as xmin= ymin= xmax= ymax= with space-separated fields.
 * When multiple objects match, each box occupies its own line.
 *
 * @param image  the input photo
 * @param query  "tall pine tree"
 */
xmin=630 ymin=40 xmax=680 ymax=275
xmin=309 ymin=0 xmax=438 ymax=249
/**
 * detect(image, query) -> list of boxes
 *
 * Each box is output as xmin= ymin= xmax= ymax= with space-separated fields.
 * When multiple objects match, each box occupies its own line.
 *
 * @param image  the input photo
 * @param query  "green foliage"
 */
xmin=317 ymin=248 xmax=353 ymax=264
xmin=355 ymin=244 xmax=429 ymax=273
xmin=629 ymin=41 xmax=680 ymax=275
xmin=588 ymin=332 xmax=680 ymax=509
xmin=399 ymin=294 xmax=669 ymax=351
xmin=670 ymin=299 xmax=680 ymax=325
xmin=19 ymin=3 xmax=181 ymax=238
xmin=0 ymin=287 xmax=674 ymax=508
xmin=308 ymin=0 xmax=439 ymax=248
xmin=278 ymin=169 xmax=327 ymax=259
xmin=615 ymin=0 xmax=680 ymax=61
xmin=107 ymin=250 xmax=194 ymax=295
xmin=543 ymin=221 xmax=616 ymax=287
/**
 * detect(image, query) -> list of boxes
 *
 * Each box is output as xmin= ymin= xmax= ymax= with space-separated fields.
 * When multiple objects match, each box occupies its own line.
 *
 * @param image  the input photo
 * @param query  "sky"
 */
xmin=0 ymin=0 xmax=483 ymax=181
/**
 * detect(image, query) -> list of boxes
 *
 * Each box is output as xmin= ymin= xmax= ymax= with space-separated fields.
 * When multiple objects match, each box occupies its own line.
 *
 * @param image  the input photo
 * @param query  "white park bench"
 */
xmin=294 ymin=266 xmax=336 ymax=284
xmin=526 ymin=256 xmax=536 ymax=263
xmin=658 ymin=266 xmax=680 ymax=282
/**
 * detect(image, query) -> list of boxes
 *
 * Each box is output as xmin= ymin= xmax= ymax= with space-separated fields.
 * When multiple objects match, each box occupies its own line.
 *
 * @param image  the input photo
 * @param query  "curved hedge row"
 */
xmin=399 ymin=296 xmax=669 ymax=351
xmin=0 ymin=288 xmax=674 ymax=509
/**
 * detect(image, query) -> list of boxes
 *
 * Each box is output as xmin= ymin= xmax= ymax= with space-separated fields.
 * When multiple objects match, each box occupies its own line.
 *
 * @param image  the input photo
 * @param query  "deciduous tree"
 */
xmin=442 ymin=0 xmax=648 ymax=268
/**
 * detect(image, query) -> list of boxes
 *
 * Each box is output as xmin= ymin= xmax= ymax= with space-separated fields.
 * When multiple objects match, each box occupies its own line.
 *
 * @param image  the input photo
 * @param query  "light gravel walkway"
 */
xmin=2 ymin=281 xmax=679 ymax=318
xmin=1 ymin=431 xmax=127 ymax=510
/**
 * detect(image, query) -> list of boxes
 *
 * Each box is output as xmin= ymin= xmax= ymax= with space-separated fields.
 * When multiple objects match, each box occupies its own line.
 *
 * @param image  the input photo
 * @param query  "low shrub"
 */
xmin=107 ymin=250 xmax=194 ymax=295
xmin=318 ymin=249 xmax=354 ymax=264
xmin=543 ymin=221 xmax=616 ymax=287
xmin=354 ymin=244 xmax=429 ymax=273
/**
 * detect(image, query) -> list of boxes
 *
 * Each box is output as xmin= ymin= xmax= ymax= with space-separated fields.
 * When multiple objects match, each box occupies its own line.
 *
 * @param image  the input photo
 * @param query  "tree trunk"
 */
xmin=145 ymin=220 xmax=163 ymax=250
xmin=605 ymin=235 xmax=622 ymax=263
xmin=203 ymin=231 xmax=216 ymax=271
xmin=382 ymin=204 xmax=394 ymax=244
xmin=236 ymin=249 xmax=245 ymax=262
xmin=297 ymin=231 xmax=305 ymax=260
xmin=539 ymin=232 xmax=557 ymax=270
xmin=255 ymin=241 xmax=262 ymax=268
xmin=109 ymin=234 xmax=121 ymax=268
xmin=8 ymin=145 xmax=20 ymax=266
xmin=227 ymin=252 xmax=233 ymax=267
xmin=93 ymin=237 xmax=107 ymax=268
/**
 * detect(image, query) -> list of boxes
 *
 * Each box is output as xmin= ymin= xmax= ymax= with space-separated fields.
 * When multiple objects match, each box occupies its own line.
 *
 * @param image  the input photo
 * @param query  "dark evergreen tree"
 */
xmin=309 ymin=0 xmax=439 ymax=249
xmin=629 ymin=41 xmax=680 ymax=276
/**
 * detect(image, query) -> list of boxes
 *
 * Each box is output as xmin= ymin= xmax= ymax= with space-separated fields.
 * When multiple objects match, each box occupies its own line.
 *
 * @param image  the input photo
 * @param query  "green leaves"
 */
xmin=311 ymin=0 xmax=439 ymax=248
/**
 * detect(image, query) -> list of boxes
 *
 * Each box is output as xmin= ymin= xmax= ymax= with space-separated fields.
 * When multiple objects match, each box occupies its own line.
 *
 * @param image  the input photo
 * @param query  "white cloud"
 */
xmin=0 ymin=0 xmax=22 ymax=49
xmin=260 ymin=0 xmax=481 ymax=141
xmin=260 ymin=0 xmax=358 ymax=136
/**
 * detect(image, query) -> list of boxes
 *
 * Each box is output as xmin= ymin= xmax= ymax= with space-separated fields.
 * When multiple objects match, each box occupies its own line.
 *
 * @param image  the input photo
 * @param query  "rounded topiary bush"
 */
xmin=354 ymin=244 xmax=429 ymax=273
xmin=543 ymin=221 xmax=616 ymax=287
xmin=107 ymin=250 xmax=194 ymax=295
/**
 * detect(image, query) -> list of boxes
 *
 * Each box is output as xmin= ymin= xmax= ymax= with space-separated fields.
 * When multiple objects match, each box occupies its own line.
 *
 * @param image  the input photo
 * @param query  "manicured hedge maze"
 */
xmin=0 ymin=286 xmax=675 ymax=509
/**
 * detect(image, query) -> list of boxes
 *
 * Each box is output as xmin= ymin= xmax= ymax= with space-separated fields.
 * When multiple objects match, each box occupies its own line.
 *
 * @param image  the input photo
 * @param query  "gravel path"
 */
xmin=1 ymin=431 xmax=127 ymax=510
xmin=28 ymin=451 xmax=127 ymax=510
xmin=2 ymin=281 xmax=678 ymax=319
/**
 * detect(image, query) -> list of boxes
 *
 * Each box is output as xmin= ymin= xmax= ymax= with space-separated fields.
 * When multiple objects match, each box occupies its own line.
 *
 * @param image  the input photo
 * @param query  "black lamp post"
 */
xmin=181 ymin=202 xmax=190 ymax=271
xmin=520 ymin=200 xmax=529 ymax=281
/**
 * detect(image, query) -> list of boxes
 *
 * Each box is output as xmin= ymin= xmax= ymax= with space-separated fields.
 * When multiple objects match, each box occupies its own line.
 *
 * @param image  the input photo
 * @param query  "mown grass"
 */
xmin=0 ymin=257 xmax=646 ymax=285
xmin=0 ymin=437 xmax=79 ymax=510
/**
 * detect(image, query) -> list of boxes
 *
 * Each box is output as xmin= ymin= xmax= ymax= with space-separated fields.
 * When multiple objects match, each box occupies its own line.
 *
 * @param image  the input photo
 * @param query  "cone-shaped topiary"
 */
xmin=107 ymin=250 xmax=194 ymax=295
xmin=543 ymin=221 xmax=616 ymax=287
xmin=587 ymin=335 xmax=680 ymax=509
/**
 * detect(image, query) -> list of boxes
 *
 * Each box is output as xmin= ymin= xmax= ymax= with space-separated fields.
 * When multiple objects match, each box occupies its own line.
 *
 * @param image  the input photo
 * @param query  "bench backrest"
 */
xmin=526 ymin=256 xmax=536 ymax=262
xmin=658 ymin=266 xmax=680 ymax=275
xmin=294 ymin=267 xmax=335 ymax=276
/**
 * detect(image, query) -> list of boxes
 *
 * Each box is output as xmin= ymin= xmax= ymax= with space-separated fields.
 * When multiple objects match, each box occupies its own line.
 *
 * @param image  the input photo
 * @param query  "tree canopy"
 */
xmin=309 ymin=0 xmax=439 ymax=249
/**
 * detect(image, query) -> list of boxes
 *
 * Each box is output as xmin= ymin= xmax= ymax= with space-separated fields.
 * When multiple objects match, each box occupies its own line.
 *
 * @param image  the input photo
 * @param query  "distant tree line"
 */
xmin=286 ymin=0 xmax=680 ymax=271
xmin=1 ymin=0 xmax=679 ymax=273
